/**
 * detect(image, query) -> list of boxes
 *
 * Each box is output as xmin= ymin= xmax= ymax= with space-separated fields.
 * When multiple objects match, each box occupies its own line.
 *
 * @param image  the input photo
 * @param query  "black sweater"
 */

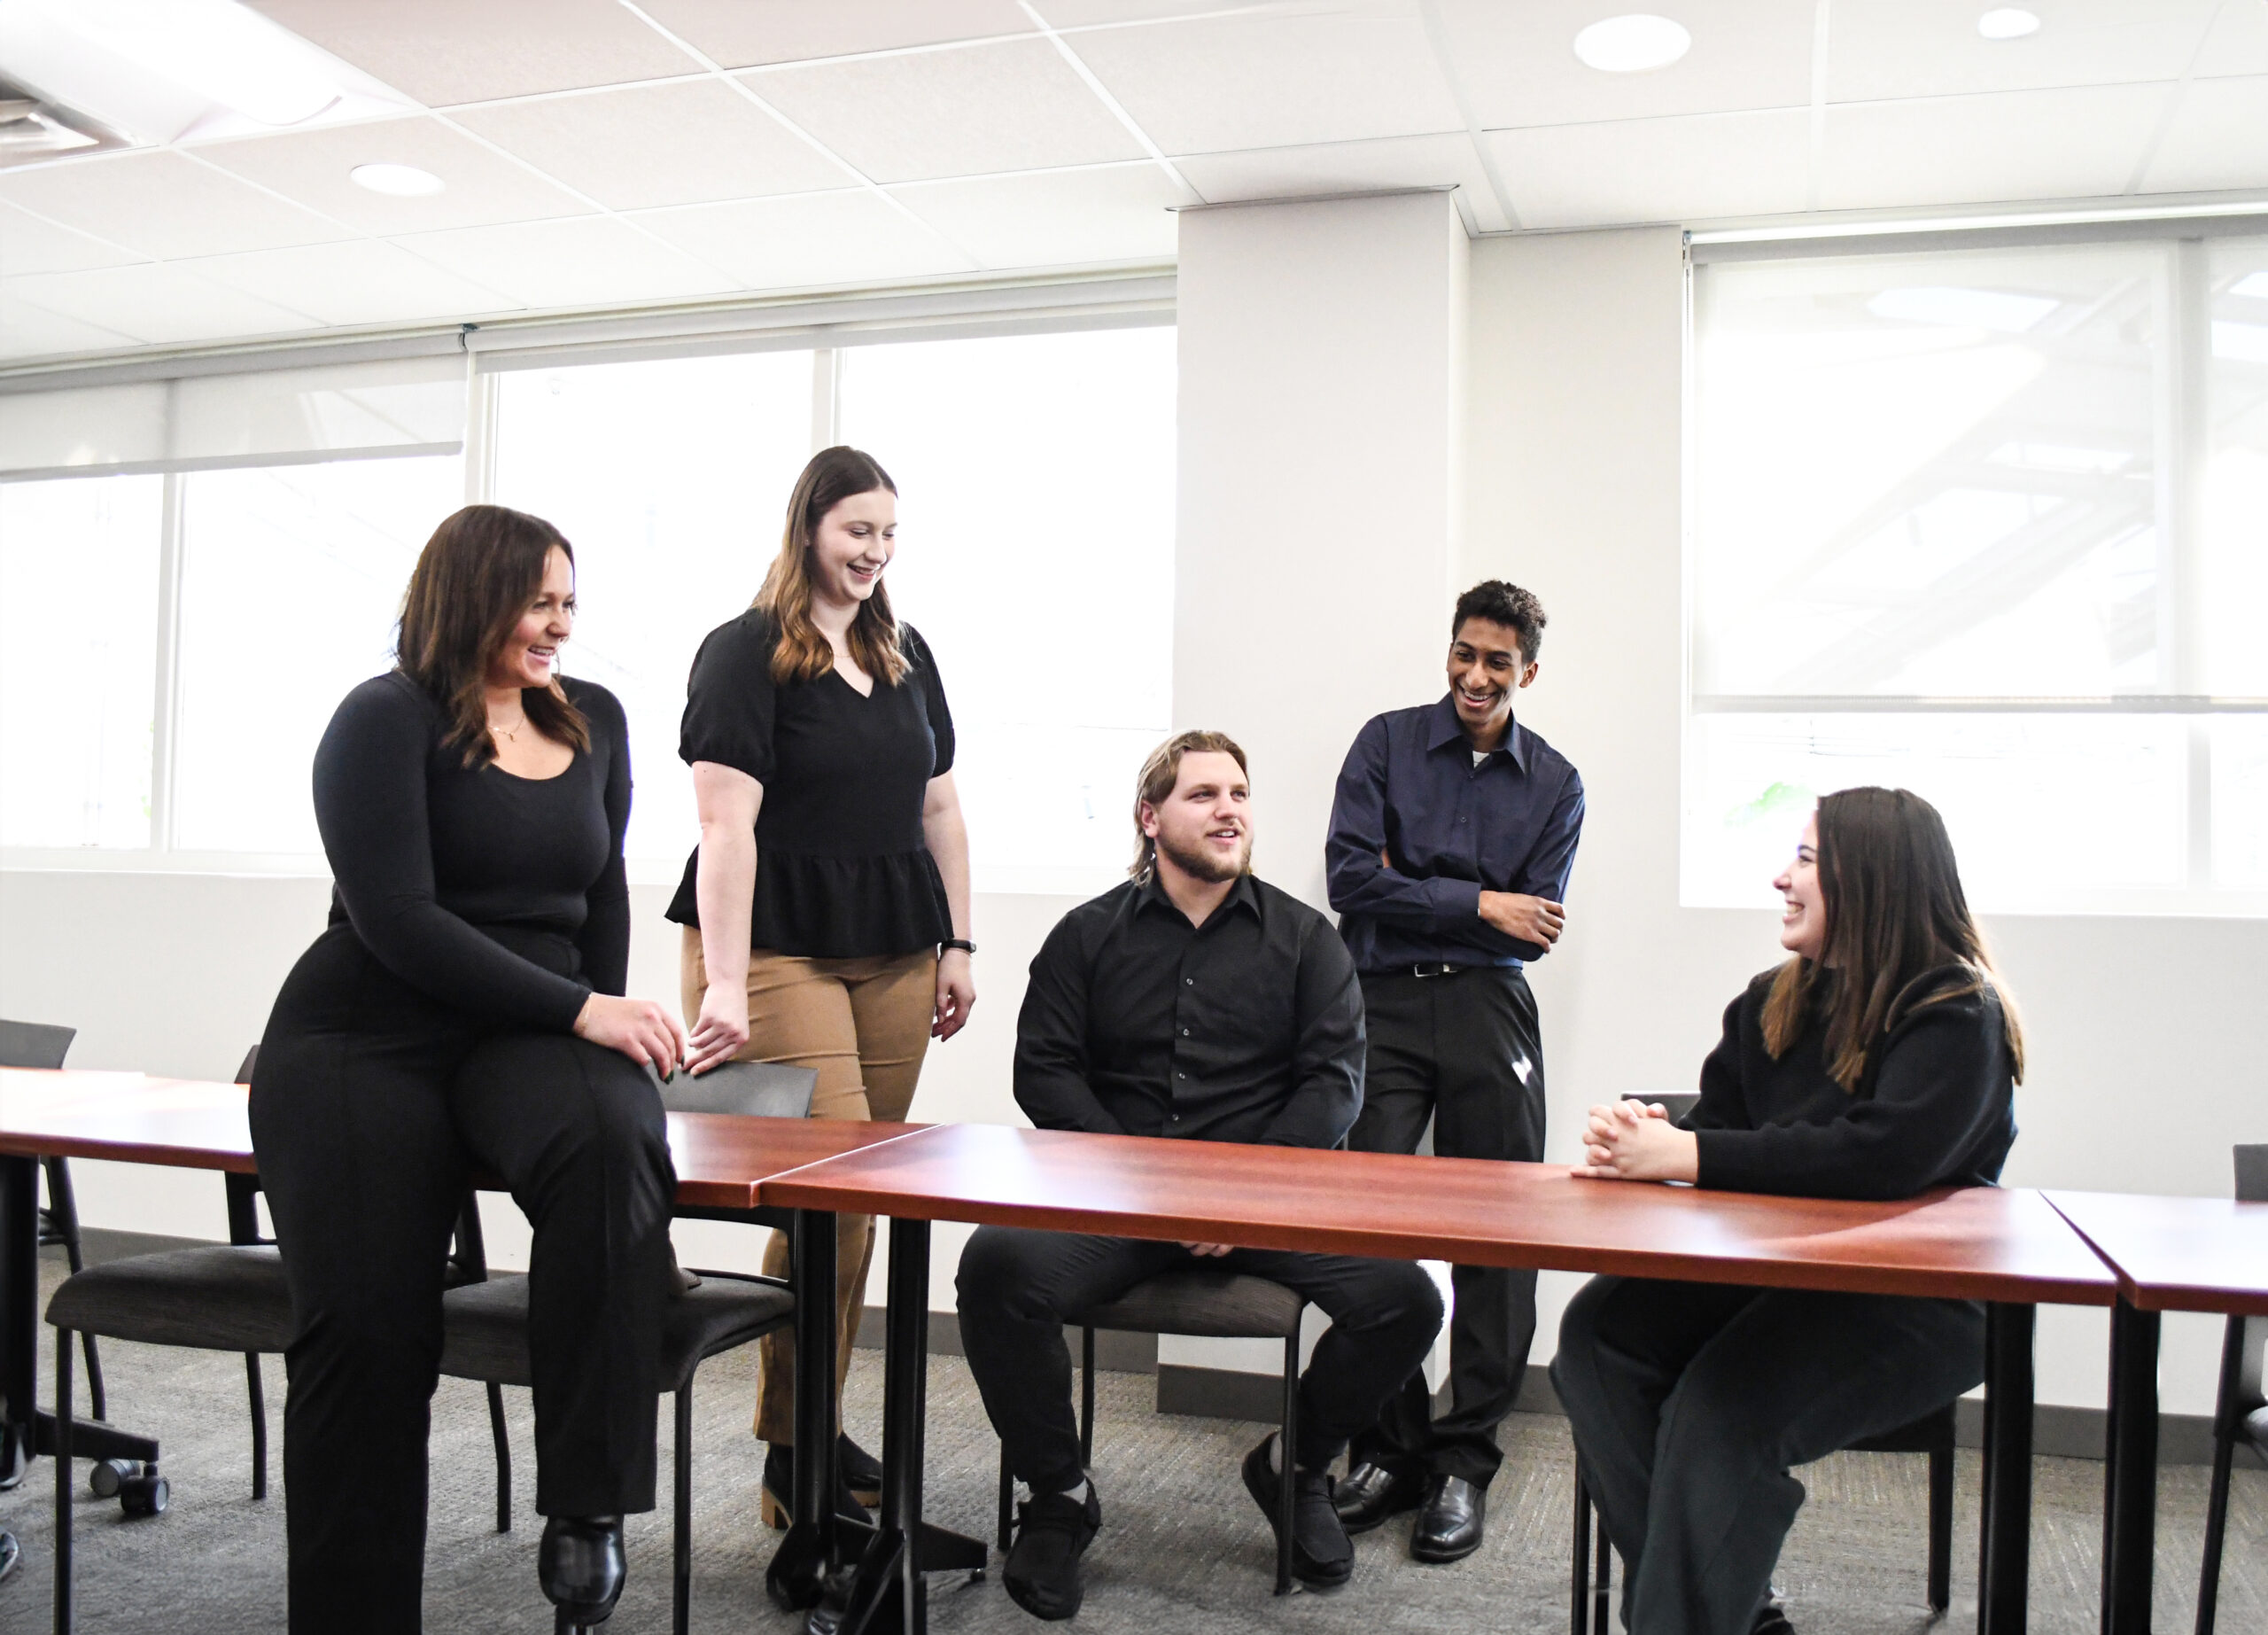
xmin=313 ymin=670 xmax=632 ymax=1033
xmin=1686 ymin=964 xmax=2016 ymax=1200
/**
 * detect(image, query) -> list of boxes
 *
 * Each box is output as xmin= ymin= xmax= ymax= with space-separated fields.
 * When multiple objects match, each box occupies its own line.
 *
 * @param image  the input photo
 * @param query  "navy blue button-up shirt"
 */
xmin=1326 ymin=695 xmax=1585 ymax=973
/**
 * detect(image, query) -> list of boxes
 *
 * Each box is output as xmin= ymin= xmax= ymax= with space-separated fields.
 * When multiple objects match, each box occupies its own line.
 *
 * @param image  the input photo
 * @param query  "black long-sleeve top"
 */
xmin=313 ymin=670 xmax=632 ymax=1032
xmin=1685 ymin=963 xmax=2016 ymax=1200
xmin=1014 ymin=875 xmax=1365 ymax=1148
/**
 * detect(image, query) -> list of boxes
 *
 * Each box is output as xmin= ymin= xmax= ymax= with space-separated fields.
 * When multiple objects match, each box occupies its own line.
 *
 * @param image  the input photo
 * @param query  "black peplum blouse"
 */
xmin=666 ymin=608 xmax=955 ymax=959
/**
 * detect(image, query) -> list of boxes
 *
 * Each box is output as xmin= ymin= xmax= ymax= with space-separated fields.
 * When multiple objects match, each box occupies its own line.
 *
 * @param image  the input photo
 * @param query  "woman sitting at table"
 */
xmin=1551 ymin=786 xmax=2022 ymax=1635
xmin=251 ymin=505 xmax=685 ymax=1635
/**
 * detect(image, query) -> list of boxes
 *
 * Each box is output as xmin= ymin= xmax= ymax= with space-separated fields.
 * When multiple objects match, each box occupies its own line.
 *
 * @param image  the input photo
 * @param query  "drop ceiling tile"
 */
xmin=2195 ymin=0 xmax=2268 ymax=78
xmin=1485 ymin=108 xmax=1810 ymax=230
xmin=630 ymin=189 xmax=975 ymax=291
xmin=392 ymin=216 xmax=742 ymax=310
xmin=0 ymin=203 xmax=145 ymax=277
xmin=1043 ymin=3 xmax=1232 ymax=21
xmin=195 ymin=116 xmax=596 ymax=236
xmin=0 ymin=286 xmax=139 ymax=362
xmin=1173 ymin=133 xmax=1510 ymax=232
xmin=746 ymin=38 xmax=1145 ymax=183
xmin=451 ymin=80 xmax=856 ymax=209
xmin=1433 ymin=0 xmax=1814 ymax=128
xmin=1828 ymin=1 xmax=2223 ymax=102
xmin=890 ymin=161 xmax=1187 ymax=269
xmin=247 ymin=0 xmax=701 ymax=105
xmin=1820 ymin=83 xmax=2172 ymax=210
xmin=0 ymin=150 xmax=349 ymax=261
xmin=189 ymin=240 xmax=520 ymax=327
xmin=2139 ymin=76 xmax=2268 ymax=193
xmin=1070 ymin=6 xmax=1464 ymax=154
xmin=7 ymin=263 xmax=322 ymax=346
xmin=640 ymin=1 xmax=1033 ymax=68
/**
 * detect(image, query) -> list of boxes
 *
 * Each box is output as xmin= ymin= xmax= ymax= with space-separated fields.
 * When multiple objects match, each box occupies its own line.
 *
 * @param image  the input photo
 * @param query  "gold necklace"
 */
xmin=493 ymin=712 xmax=527 ymax=742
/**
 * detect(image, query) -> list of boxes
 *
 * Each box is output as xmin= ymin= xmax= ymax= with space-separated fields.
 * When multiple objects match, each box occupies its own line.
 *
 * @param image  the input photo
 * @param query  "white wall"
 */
xmin=8 ymin=206 xmax=2265 ymax=1417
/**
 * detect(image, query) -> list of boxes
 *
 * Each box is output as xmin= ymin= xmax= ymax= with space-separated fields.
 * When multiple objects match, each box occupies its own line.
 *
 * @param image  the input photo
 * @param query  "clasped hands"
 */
xmin=1571 ymin=1098 xmax=1700 ymax=1184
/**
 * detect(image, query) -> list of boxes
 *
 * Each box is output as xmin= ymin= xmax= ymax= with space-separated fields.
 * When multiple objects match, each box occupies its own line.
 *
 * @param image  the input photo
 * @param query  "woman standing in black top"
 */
xmin=1551 ymin=787 xmax=2024 ymax=1635
xmin=251 ymin=506 xmax=685 ymax=1635
xmin=671 ymin=444 xmax=973 ymax=1520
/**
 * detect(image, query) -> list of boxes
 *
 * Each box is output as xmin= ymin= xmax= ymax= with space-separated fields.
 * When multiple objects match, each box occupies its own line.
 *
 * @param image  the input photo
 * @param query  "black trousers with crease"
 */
xmin=956 ymin=1225 xmax=1443 ymax=1497
xmin=1347 ymin=965 xmax=1546 ymax=1486
xmin=1551 ymin=1275 xmax=1985 ymax=1635
xmin=249 ymin=924 xmax=678 ymax=1635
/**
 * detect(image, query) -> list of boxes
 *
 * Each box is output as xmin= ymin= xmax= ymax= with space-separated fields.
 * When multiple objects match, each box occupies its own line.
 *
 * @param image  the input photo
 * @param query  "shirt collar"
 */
xmin=1137 ymin=869 xmax=1262 ymax=924
xmin=1425 ymin=693 xmax=1529 ymax=772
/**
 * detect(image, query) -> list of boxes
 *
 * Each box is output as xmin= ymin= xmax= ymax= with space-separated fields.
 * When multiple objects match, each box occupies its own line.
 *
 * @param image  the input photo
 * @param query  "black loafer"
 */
xmin=839 ymin=1432 xmax=883 ymax=1507
xmin=1410 ymin=1475 xmax=1485 ymax=1563
xmin=0 ymin=1529 xmax=19 ymax=1585
xmin=539 ymin=1515 xmax=625 ymax=1631
xmin=1333 ymin=1460 xmax=1425 ymax=1534
xmin=1241 ymin=1436 xmax=1353 ymax=1591
xmin=1004 ymin=1483 xmax=1102 ymax=1621
xmin=1752 ymin=1600 xmax=1796 ymax=1635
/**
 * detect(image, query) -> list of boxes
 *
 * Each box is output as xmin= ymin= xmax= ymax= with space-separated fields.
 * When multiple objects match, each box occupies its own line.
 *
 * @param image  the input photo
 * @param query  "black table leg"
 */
xmin=1977 ymin=1302 xmax=2035 ymax=1635
xmin=2 ymin=1154 xmax=35 ymax=1491
xmin=768 ymin=1209 xmax=841 ymax=1612
xmin=2101 ymin=1299 xmax=2160 ymax=1635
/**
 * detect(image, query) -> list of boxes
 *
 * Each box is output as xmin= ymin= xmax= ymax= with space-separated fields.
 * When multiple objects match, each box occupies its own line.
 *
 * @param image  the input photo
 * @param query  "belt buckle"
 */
xmin=1412 ymin=962 xmax=1456 ymax=979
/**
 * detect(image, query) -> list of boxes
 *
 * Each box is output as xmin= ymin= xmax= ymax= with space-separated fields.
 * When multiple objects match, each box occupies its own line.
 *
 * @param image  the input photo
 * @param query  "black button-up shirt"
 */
xmin=1326 ymin=695 xmax=1585 ymax=974
xmin=1014 ymin=874 xmax=1364 ymax=1148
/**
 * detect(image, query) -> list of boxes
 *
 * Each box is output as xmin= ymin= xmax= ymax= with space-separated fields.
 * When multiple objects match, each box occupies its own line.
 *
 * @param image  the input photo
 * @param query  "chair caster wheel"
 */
xmin=89 ymin=1459 xmax=138 ymax=1499
xmin=119 ymin=1472 xmax=169 ymax=1516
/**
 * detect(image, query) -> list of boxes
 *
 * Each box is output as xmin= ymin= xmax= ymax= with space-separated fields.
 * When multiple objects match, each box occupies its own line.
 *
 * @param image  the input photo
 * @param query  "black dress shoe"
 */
xmin=1332 ymin=1460 xmax=1425 ymax=1535
xmin=839 ymin=1431 xmax=883 ymax=1507
xmin=538 ymin=1515 xmax=625 ymax=1631
xmin=1241 ymin=1436 xmax=1353 ymax=1590
xmin=1003 ymin=1483 xmax=1101 ymax=1621
xmin=1410 ymin=1474 xmax=1485 ymax=1563
xmin=760 ymin=1443 xmax=869 ymax=1530
xmin=0 ymin=1529 xmax=19 ymax=1585
xmin=1751 ymin=1600 xmax=1796 ymax=1635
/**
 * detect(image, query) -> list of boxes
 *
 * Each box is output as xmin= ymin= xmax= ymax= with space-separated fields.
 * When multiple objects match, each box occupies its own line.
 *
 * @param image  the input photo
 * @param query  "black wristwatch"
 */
xmin=940 ymin=938 xmax=976 ymax=955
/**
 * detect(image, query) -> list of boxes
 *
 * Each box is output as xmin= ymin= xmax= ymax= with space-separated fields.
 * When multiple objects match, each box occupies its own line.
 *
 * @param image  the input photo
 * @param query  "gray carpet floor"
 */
xmin=3 ymin=1253 xmax=2261 ymax=1634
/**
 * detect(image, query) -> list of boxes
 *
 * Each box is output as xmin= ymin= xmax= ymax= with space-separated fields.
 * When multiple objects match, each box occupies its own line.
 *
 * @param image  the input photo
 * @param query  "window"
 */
xmin=1688 ymin=233 xmax=2268 ymax=914
xmin=0 ymin=474 xmax=162 ymax=848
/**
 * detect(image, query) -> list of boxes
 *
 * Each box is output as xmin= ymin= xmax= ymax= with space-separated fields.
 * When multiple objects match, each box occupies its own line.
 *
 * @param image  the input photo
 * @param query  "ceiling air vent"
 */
xmin=0 ymin=74 xmax=128 ymax=167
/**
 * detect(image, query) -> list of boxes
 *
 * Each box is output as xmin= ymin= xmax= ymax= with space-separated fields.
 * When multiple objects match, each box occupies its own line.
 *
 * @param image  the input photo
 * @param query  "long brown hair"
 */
xmin=1129 ymin=729 xmax=1250 ymax=885
xmin=397 ymin=504 xmax=589 ymax=767
xmin=1761 ymin=786 xmax=2025 ymax=1090
xmin=755 ymin=445 xmax=909 ymax=688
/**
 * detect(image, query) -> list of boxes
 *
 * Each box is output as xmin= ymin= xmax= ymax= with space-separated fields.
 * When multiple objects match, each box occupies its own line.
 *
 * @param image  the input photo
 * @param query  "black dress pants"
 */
xmin=1347 ymin=965 xmax=1545 ymax=1486
xmin=1551 ymin=1275 xmax=1985 ymax=1635
xmin=956 ymin=1226 xmax=1442 ymax=1496
xmin=249 ymin=925 xmax=678 ymax=1635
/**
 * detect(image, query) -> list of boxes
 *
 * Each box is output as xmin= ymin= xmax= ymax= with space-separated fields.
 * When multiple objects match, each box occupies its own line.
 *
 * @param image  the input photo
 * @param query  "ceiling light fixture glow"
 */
xmin=351 ymin=162 xmax=445 ymax=197
xmin=1977 ymin=8 xmax=2042 ymax=41
xmin=1573 ymin=14 xmax=1693 ymax=74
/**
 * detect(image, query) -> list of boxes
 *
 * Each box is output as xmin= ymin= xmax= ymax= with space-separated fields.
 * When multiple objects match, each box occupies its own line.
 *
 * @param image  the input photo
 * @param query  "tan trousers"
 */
xmin=681 ymin=930 xmax=936 ymax=1448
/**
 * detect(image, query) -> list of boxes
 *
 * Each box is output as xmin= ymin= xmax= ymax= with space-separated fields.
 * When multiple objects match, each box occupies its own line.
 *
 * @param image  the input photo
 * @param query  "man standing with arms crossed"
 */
xmin=1324 ymin=580 xmax=1585 ymax=1563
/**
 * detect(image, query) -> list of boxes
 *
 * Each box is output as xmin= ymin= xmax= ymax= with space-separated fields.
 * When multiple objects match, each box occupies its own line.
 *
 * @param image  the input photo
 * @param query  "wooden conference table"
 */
xmin=765 ymin=1121 xmax=2120 ymax=1635
xmin=2046 ymin=1190 xmax=2268 ymax=1635
xmin=0 ymin=1066 xmax=931 ymax=1616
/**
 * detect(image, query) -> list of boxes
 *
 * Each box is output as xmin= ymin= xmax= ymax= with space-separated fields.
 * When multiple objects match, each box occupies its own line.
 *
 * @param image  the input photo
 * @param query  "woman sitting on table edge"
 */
xmin=1552 ymin=786 xmax=2023 ymax=1635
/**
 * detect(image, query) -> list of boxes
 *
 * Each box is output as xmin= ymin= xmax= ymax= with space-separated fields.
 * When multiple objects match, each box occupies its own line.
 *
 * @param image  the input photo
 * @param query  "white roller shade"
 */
xmin=0 ymin=354 xmax=468 ymax=479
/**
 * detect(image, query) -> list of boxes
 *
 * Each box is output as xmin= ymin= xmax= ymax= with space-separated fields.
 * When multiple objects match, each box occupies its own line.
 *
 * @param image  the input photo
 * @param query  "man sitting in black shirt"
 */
xmin=957 ymin=731 xmax=1443 ymax=1619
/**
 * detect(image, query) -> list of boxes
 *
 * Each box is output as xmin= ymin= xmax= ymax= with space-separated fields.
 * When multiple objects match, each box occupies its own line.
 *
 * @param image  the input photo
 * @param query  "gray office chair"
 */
xmin=438 ymin=1057 xmax=814 ymax=1635
xmin=992 ymin=1268 xmax=1309 ymax=1595
xmin=1572 ymin=1092 xmax=1957 ymax=1631
xmin=2194 ymin=1143 xmax=2268 ymax=1635
xmin=0 ymin=1019 xmax=105 ymax=1424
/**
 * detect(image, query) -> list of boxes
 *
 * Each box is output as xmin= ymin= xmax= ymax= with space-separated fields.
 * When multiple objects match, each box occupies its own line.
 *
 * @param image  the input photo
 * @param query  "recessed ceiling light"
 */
xmin=1573 ymin=14 xmax=1693 ymax=74
xmin=351 ymin=161 xmax=444 ymax=197
xmin=1977 ymin=8 xmax=2041 ymax=41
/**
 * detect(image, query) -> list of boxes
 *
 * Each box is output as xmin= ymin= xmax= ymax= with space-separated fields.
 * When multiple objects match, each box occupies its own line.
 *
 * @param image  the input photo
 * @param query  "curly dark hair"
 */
xmin=1452 ymin=580 xmax=1546 ymax=663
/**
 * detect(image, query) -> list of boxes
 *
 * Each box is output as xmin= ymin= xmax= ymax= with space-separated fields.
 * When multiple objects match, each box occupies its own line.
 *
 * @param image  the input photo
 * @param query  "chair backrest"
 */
xmin=2235 ymin=1145 xmax=2268 ymax=1205
xmin=658 ymin=1059 xmax=817 ymax=1119
xmin=235 ymin=1045 xmax=259 ymax=1084
xmin=0 ymin=1017 xmax=76 ymax=1071
xmin=2236 ymin=1147 xmax=2268 ymax=1414
xmin=1627 ymin=1091 xmax=1701 ymax=1125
